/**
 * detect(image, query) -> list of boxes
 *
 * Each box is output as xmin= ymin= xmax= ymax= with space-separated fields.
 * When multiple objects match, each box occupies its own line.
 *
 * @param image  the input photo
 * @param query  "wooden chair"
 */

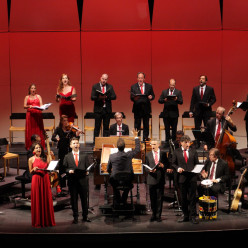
xmin=182 ymin=111 xmax=195 ymax=133
xmin=159 ymin=112 xmax=165 ymax=141
xmin=0 ymin=138 xmax=19 ymax=177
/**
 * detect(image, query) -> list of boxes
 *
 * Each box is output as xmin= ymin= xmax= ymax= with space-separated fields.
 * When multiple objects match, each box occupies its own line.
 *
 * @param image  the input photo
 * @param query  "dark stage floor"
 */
xmin=1 ymin=143 xmax=248 ymax=244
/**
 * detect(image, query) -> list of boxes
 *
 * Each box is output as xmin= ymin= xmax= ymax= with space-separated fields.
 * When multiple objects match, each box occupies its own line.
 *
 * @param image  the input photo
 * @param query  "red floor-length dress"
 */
xmin=31 ymin=157 xmax=56 ymax=228
xmin=59 ymin=87 xmax=76 ymax=122
xmin=25 ymin=95 xmax=45 ymax=150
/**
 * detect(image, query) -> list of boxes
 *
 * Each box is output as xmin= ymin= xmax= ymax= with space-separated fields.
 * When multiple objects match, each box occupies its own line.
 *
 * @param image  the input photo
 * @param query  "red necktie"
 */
xmin=75 ymin=153 xmax=78 ymax=167
xmin=140 ymin=84 xmax=144 ymax=94
xmin=210 ymin=162 xmax=216 ymax=179
xmin=200 ymin=87 xmax=203 ymax=100
xmin=102 ymin=86 xmax=105 ymax=103
xmin=154 ymin=151 xmax=159 ymax=165
xmin=170 ymin=90 xmax=173 ymax=95
xmin=118 ymin=125 xmax=122 ymax=136
xmin=215 ymin=121 xmax=221 ymax=141
xmin=184 ymin=150 xmax=188 ymax=163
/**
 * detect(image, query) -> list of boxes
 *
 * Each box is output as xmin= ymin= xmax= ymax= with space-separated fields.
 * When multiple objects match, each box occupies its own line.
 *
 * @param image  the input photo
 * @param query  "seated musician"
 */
xmin=107 ymin=129 xmax=139 ymax=206
xmin=204 ymin=106 xmax=237 ymax=150
xmin=199 ymin=148 xmax=230 ymax=198
xmin=109 ymin=112 xmax=129 ymax=136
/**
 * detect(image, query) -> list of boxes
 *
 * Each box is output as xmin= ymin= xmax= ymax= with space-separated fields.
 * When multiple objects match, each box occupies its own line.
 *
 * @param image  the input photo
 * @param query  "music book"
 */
xmin=32 ymin=103 xmax=52 ymax=110
xmin=190 ymin=164 xmax=204 ymax=174
xmin=110 ymin=148 xmax=132 ymax=154
xmin=142 ymin=163 xmax=159 ymax=171
xmin=237 ymin=101 xmax=248 ymax=110
xmin=38 ymin=160 xmax=59 ymax=171
xmin=96 ymin=89 xmax=110 ymax=95
xmin=166 ymin=94 xmax=177 ymax=99
xmin=56 ymin=94 xmax=77 ymax=100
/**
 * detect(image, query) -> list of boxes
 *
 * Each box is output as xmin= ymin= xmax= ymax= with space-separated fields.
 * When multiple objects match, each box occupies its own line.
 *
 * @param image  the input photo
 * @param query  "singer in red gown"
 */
xmin=56 ymin=74 xmax=77 ymax=123
xmin=24 ymin=84 xmax=45 ymax=150
xmin=28 ymin=142 xmax=56 ymax=228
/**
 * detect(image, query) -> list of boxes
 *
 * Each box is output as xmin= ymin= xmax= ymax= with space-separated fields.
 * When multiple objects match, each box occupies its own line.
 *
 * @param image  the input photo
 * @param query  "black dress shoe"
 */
xmin=191 ymin=217 xmax=199 ymax=224
xmin=150 ymin=216 xmax=156 ymax=222
xmin=82 ymin=217 xmax=91 ymax=222
xmin=156 ymin=217 xmax=162 ymax=222
xmin=177 ymin=216 xmax=189 ymax=222
xmin=72 ymin=218 xmax=78 ymax=224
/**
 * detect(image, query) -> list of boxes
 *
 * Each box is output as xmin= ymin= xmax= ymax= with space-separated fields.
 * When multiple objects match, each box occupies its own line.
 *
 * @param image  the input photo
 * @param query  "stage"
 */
xmin=1 ymin=143 xmax=248 ymax=244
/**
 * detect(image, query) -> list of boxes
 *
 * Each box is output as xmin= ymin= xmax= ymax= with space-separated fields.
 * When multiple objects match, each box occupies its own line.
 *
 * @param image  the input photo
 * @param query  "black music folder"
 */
xmin=237 ymin=101 xmax=248 ymax=111
xmin=166 ymin=94 xmax=177 ymax=99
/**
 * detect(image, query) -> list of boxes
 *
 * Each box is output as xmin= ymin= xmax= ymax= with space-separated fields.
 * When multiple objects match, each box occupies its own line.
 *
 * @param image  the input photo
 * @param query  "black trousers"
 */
xmin=94 ymin=108 xmax=111 ymax=140
xmin=179 ymin=180 xmax=197 ymax=218
xmin=163 ymin=117 xmax=178 ymax=142
xmin=149 ymin=184 xmax=164 ymax=218
xmin=68 ymin=177 xmax=89 ymax=219
xmin=194 ymin=112 xmax=210 ymax=130
xmin=134 ymin=114 xmax=150 ymax=140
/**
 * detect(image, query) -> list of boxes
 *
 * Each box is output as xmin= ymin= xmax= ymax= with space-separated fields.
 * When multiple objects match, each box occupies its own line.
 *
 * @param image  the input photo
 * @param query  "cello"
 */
xmin=215 ymin=100 xmax=238 ymax=175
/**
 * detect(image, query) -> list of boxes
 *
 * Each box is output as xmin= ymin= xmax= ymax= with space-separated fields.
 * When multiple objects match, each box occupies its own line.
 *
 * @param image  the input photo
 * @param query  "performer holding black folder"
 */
xmin=91 ymin=74 xmax=116 ymax=141
xmin=130 ymin=72 xmax=155 ymax=141
xmin=158 ymin=78 xmax=183 ymax=146
xmin=145 ymin=139 xmax=170 ymax=222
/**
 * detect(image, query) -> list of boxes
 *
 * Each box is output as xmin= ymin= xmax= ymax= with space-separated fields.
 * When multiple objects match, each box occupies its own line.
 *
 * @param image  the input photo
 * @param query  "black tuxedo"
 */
xmin=145 ymin=150 xmax=169 ymax=219
xmin=199 ymin=158 xmax=229 ymax=197
xmin=107 ymin=138 xmax=140 ymax=204
xmin=91 ymin=83 xmax=116 ymax=139
xmin=130 ymin=82 xmax=155 ymax=140
xmin=109 ymin=123 xmax=129 ymax=136
xmin=158 ymin=88 xmax=183 ymax=142
xmin=172 ymin=147 xmax=199 ymax=219
xmin=190 ymin=85 xmax=216 ymax=130
xmin=64 ymin=152 xmax=89 ymax=219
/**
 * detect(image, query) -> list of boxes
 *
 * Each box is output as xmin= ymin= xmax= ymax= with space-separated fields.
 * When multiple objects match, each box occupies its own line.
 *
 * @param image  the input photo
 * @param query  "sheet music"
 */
xmin=190 ymin=164 xmax=204 ymax=173
xmin=142 ymin=164 xmax=153 ymax=171
xmin=32 ymin=103 xmax=52 ymax=110
xmin=46 ymin=160 xmax=59 ymax=171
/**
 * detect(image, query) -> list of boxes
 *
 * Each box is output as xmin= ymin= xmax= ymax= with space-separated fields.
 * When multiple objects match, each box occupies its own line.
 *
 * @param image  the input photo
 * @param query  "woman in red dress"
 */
xmin=24 ymin=84 xmax=45 ymax=150
xmin=28 ymin=142 xmax=56 ymax=228
xmin=56 ymin=74 xmax=77 ymax=123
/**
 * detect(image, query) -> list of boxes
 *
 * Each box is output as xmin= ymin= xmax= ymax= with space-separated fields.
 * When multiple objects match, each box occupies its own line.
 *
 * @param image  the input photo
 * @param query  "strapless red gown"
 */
xmin=59 ymin=87 xmax=76 ymax=122
xmin=31 ymin=157 xmax=56 ymax=228
xmin=25 ymin=95 xmax=45 ymax=150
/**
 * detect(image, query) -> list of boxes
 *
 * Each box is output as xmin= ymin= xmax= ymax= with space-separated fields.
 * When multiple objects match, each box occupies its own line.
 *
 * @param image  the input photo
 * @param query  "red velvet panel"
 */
xmin=81 ymin=0 xmax=150 ymax=31
xmin=0 ymin=33 xmax=11 ymax=139
xmin=9 ymin=0 xmax=79 ymax=31
xmin=223 ymin=0 xmax=248 ymax=30
xmin=222 ymin=31 xmax=248 ymax=140
xmin=151 ymin=31 xmax=222 ymax=131
xmin=81 ymin=31 xmax=151 ymax=131
xmin=152 ymin=0 xmax=221 ymax=30
xmin=0 ymin=0 xmax=8 ymax=32
xmin=9 ymin=32 xmax=82 ymax=134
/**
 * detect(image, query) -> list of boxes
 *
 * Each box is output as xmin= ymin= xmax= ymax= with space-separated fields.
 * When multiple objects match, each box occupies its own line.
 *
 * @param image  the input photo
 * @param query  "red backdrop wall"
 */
xmin=0 ymin=0 xmax=247 ymax=148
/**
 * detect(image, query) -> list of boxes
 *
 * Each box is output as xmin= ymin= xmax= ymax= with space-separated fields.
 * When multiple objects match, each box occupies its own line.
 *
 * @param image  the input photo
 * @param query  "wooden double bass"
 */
xmin=215 ymin=100 xmax=237 ymax=175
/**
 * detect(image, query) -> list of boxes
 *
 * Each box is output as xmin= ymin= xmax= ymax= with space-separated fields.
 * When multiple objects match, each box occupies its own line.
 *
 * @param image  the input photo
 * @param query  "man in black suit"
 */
xmin=91 ymin=73 xmax=116 ymax=141
xmin=130 ymin=72 xmax=155 ymax=141
xmin=109 ymin=112 xmax=129 ymax=136
xmin=107 ymin=129 xmax=140 ymax=205
xmin=189 ymin=75 xmax=216 ymax=132
xmin=145 ymin=139 xmax=170 ymax=222
xmin=204 ymin=106 xmax=237 ymax=150
xmin=158 ymin=78 xmax=183 ymax=145
xmin=172 ymin=135 xmax=200 ymax=224
xmin=64 ymin=137 xmax=90 ymax=224
xmin=199 ymin=148 xmax=230 ymax=198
